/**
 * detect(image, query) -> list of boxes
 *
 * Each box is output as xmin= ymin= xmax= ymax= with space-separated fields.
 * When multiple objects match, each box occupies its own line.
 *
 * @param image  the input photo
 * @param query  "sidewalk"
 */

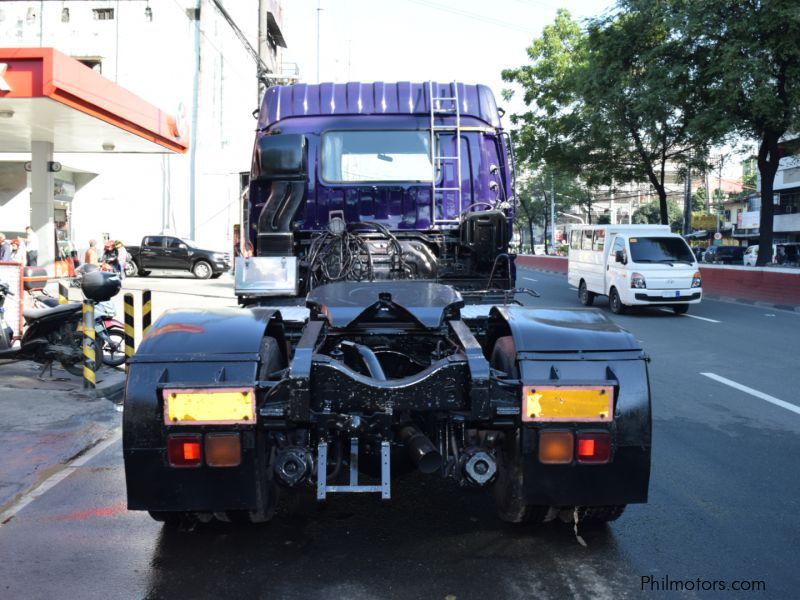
xmin=0 ymin=360 xmax=125 ymax=519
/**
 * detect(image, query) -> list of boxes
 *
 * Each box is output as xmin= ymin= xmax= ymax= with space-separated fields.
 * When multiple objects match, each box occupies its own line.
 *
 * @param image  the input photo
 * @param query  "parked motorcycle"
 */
xmin=0 ymin=271 xmax=122 ymax=376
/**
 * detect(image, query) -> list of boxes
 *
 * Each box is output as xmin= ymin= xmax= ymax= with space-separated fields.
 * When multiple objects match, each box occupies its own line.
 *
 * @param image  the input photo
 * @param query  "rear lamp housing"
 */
xmin=205 ymin=433 xmax=242 ymax=467
xmin=576 ymin=431 xmax=612 ymax=464
xmin=538 ymin=431 xmax=574 ymax=464
xmin=167 ymin=434 xmax=203 ymax=468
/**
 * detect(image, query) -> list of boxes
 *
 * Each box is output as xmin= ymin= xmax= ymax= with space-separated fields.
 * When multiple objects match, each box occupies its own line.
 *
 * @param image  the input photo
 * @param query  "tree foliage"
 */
xmin=678 ymin=0 xmax=800 ymax=263
xmin=503 ymin=5 xmax=716 ymax=226
xmin=632 ymin=199 xmax=683 ymax=231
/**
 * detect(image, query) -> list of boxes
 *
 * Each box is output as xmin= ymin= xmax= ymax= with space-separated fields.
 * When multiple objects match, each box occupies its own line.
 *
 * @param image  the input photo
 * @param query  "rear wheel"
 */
xmin=61 ymin=337 xmax=103 ymax=377
xmin=578 ymin=280 xmax=595 ymax=306
xmin=193 ymin=260 xmax=213 ymax=279
xmin=577 ymin=505 xmax=626 ymax=524
xmin=490 ymin=336 xmax=548 ymax=524
xmin=124 ymin=261 xmax=138 ymax=277
xmin=672 ymin=304 xmax=689 ymax=315
xmin=609 ymin=287 xmax=626 ymax=315
xmin=101 ymin=327 xmax=126 ymax=367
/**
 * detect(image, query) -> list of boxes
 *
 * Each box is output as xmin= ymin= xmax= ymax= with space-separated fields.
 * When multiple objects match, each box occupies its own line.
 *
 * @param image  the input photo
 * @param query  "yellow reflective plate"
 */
xmin=163 ymin=388 xmax=255 ymax=425
xmin=522 ymin=386 xmax=614 ymax=422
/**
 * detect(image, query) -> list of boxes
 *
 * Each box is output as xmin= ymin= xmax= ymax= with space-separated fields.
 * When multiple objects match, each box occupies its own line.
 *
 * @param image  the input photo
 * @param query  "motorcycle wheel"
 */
xmin=60 ymin=337 xmax=103 ymax=377
xmin=101 ymin=327 xmax=127 ymax=367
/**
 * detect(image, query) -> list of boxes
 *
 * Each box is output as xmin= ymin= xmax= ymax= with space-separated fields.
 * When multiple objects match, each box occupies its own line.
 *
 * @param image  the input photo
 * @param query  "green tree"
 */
xmin=677 ymin=0 xmax=800 ymax=264
xmin=502 ymin=5 xmax=715 ymax=226
xmin=692 ymin=186 xmax=707 ymax=212
xmin=632 ymin=199 xmax=684 ymax=231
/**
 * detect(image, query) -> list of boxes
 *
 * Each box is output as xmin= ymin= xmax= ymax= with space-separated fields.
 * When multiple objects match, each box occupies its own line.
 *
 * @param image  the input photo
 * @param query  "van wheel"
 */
xmin=579 ymin=281 xmax=595 ymax=306
xmin=609 ymin=287 xmax=626 ymax=315
xmin=672 ymin=304 xmax=689 ymax=315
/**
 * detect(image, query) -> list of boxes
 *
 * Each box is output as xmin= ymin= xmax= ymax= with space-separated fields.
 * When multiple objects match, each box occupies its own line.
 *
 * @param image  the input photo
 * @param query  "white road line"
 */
xmin=701 ymin=373 xmax=800 ymax=416
xmin=0 ymin=429 xmax=121 ymax=526
xmin=659 ymin=308 xmax=721 ymax=323
xmin=520 ymin=276 xmax=538 ymax=282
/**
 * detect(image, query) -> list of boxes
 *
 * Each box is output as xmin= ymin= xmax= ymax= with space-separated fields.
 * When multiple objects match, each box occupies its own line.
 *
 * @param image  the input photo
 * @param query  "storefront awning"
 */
xmin=0 ymin=48 xmax=188 ymax=154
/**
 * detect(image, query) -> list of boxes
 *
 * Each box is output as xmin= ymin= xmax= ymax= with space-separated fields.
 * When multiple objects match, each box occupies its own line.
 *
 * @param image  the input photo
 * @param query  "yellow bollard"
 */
xmin=142 ymin=289 xmax=152 ymax=337
xmin=82 ymin=300 xmax=97 ymax=389
xmin=124 ymin=293 xmax=135 ymax=373
xmin=59 ymin=281 xmax=69 ymax=305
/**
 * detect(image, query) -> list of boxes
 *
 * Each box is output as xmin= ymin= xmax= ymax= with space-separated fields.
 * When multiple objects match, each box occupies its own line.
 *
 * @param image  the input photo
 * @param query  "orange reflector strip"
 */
xmin=205 ymin=433 xmax=242 ymax=467
xmin=538 ymin=431 xmax=574 ymax=464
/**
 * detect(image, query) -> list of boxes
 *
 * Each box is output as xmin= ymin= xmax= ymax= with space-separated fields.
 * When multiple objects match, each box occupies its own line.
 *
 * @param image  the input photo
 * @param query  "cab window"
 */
xmin=581 ymin=231 xmax=593 ymax=250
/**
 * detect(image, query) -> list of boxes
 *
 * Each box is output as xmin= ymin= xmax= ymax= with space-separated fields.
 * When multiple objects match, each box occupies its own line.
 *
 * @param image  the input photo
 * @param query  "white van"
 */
xmin=567 ymin=224 xmax=702 ymax=314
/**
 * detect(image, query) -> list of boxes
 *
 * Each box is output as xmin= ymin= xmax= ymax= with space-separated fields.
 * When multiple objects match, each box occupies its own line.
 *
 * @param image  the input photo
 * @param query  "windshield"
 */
xmin=321 ymin=130 xmax=432 ymax=183
xmin=629 ymin=237 xmax=694 ymax=263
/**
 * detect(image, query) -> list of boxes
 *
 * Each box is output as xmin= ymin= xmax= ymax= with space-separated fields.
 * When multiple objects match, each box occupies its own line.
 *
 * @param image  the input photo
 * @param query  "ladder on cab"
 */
xmin=428 ymin=81 xmax=462 ymax=225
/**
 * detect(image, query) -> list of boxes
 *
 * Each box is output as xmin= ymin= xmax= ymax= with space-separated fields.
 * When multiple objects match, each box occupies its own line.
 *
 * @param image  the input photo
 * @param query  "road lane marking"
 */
xmin=659 ymin=308 xmax=720 ymax=323
xmin=0 ymin=429 xmax=121 ymax=526
xmin=701 ymin=373 xmax=800 ymax=416
xmin=520 ymin=276 xmax=538 ymax=282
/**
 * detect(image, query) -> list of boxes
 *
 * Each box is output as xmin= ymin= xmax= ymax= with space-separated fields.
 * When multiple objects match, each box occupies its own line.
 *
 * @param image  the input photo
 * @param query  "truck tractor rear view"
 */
xmin=122 ymin=82 xmax=651 ymax=528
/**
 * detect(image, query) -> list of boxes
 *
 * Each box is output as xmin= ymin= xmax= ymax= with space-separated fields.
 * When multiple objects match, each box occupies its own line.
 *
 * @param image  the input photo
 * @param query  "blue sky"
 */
xmin=281 ymin=0 xmax=615 ymax=113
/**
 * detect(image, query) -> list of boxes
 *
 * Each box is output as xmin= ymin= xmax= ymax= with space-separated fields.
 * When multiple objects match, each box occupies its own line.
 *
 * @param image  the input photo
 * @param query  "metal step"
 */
xmin=316 ymin=438 xmax=391 ymax=500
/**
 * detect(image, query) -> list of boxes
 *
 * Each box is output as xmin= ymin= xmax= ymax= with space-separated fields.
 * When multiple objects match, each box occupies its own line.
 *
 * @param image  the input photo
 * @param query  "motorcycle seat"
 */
xmin=23 ymin=302 xmax=83 ymax=322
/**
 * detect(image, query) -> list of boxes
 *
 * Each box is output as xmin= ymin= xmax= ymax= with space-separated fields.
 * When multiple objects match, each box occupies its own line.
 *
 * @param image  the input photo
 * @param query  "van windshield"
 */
xmin=629 ymin=237 xmax=694 ymax=264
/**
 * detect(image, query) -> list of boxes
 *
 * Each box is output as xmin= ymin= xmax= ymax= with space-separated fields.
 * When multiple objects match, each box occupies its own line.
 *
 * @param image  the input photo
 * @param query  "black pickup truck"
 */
xmin=124 ymin=235 xmax=231 ymax=279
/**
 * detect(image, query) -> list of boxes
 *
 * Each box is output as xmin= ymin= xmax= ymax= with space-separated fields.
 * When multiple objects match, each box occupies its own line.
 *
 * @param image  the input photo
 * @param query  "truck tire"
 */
xmin=192 ymin=260 xmax=213 ymax=279
xmin=577 ymin=505 xmax=626 ymax=523
xmin=490 ymin=336 xmax=548 ymax=524
xmin=609 ymin=287 xmax=626 ymax=315
xmin=579 ymin=280 xmax=595 ymax=306
xmin=125 ymin=260 xmax=138 ymax=277
xmin=672 ymin=304 xmax=689 ymax=315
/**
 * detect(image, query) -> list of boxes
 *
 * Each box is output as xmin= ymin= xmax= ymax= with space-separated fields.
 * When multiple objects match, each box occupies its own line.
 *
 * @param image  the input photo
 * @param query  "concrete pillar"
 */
xmin=29 ymin=141 xmax=56 ymax=275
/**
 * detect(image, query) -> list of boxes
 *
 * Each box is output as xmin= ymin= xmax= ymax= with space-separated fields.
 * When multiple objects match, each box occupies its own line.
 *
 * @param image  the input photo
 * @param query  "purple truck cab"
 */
xmin=244 ymin=81 xmax=516 ymax=295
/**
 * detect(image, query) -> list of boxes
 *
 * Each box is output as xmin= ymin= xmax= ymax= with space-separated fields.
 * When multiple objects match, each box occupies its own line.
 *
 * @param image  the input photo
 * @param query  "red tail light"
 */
xmin=576 ymin=431 xmax=611 ymax=463
xmin=168 ymin=434 xmax=203 ymax=467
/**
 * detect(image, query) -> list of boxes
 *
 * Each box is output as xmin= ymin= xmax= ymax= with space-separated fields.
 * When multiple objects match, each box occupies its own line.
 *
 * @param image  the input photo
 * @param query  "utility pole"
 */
xmin=684 ymin=162 xmax=693 ymax=235
xmin=316 ymin=1 xmax=323 ymax=83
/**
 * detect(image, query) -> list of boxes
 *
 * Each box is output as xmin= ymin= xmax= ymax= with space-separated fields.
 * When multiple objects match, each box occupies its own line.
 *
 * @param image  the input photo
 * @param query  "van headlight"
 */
xmin=691 ymin=271 xmax=702 ymax=288
xmin=630 ymin=272 xmax=646 ymax=289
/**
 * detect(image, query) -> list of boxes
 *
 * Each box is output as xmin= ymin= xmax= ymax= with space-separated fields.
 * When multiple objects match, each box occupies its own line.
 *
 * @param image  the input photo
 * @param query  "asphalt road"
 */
xmin=1 ymin=269 xmax=798 ymax=599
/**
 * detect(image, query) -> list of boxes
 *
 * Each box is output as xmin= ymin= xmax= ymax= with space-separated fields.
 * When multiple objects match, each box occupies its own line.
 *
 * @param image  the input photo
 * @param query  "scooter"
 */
xmin=0 ymin=271 xmax=121 ymax=376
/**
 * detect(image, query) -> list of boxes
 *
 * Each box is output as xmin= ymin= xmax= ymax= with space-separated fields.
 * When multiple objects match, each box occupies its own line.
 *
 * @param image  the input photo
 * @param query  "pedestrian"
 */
xmin=85 ymin=239 xmax=99 ymax=265
xmin=10 ymin=238 xmax=26 ymax=265
xmin=0 ymin=233 xmax=12 ymax=262
xmin=25 ymin=226 xmax=39 ymax=266
xmin=115 ymin=241 xmax=128 ymax=280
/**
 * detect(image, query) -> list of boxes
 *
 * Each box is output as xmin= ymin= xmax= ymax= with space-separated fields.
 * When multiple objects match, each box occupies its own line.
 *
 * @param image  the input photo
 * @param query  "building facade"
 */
xmin=0 ymin=0 xmax=289 ymax=258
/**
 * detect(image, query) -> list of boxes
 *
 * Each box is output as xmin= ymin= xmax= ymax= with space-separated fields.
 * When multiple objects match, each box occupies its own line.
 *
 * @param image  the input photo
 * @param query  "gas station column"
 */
xmin=29 ymin=140 xmax=56 ymax=275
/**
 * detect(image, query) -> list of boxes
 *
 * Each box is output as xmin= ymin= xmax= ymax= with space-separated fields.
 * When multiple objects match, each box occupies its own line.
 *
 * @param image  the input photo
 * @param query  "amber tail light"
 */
xmin=538 ymin=431 xmax=574 ymax=464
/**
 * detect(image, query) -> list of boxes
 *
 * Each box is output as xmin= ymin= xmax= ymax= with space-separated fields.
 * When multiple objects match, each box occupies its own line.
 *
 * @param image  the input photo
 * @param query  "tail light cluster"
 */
xmin=167 ymin=432 xmax=242 ymax=468
xmin=538 ymin=430 xmax=612 ymax=465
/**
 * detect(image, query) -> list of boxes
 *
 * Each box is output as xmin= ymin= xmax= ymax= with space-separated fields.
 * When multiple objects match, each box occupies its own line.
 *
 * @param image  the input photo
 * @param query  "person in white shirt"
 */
xmin=25 ymin=226 xmax=39 ymax=266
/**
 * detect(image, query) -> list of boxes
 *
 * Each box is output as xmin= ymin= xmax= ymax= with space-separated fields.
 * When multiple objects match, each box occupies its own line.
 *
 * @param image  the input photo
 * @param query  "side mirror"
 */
xmin=615 ymin=250 xmax=626 ymax=264
xmin=256 ymin=134 xmax=307 ymax=180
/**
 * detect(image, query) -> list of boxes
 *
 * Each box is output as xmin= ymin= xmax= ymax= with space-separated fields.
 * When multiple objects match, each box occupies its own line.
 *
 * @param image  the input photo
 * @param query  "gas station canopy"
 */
xmin=0 ymin=47 xmax=188 ymax=154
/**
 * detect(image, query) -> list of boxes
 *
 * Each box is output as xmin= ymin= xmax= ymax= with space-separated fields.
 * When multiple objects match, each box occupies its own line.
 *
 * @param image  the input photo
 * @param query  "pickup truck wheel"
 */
xmin=579 ymin=280 xmax=595 ymax=306
xmin=192 ymin=260 xmax=212 ymax=279
xmin=124 ymin=261 xmax=138 ymax=277
xmin=672 ymin=304 xmax=689 ymax=315
xmin=609 ymin=287 xmax=627 ymax=315
xmin=490 ymin=336 xmax=548 ymax=525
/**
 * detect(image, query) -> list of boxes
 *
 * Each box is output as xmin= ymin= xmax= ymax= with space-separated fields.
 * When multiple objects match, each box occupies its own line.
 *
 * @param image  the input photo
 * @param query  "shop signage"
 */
xmin=738 ymin=211 xmax=760 ymax=229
